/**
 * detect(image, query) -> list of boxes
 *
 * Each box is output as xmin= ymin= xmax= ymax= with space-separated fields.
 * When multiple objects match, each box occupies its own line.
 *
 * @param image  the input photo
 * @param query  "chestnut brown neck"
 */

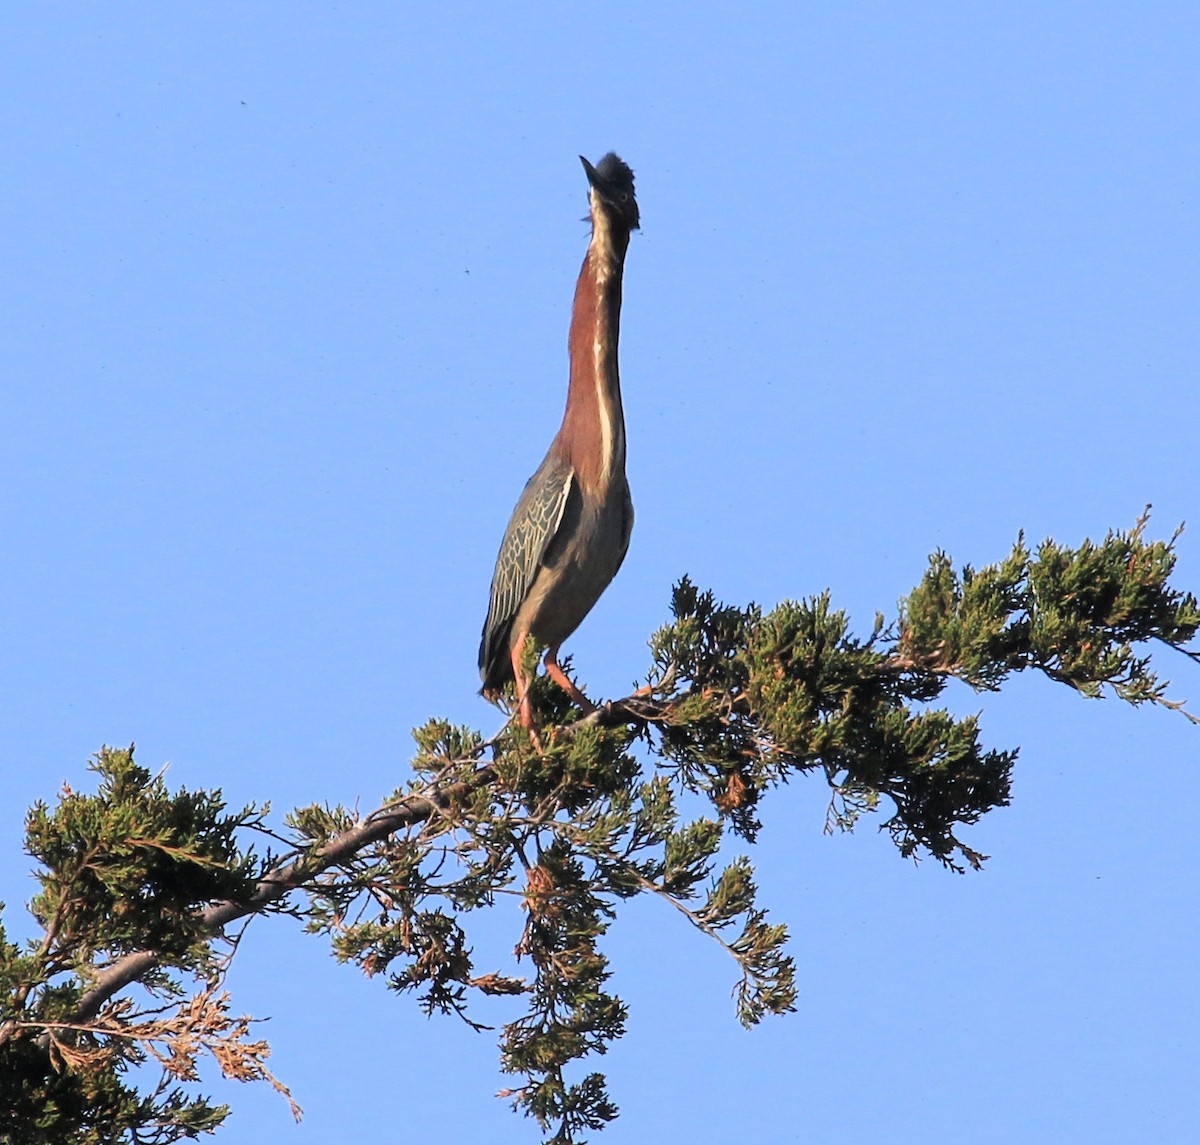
xmin=553 ymin=206 xmax=631 ymax=496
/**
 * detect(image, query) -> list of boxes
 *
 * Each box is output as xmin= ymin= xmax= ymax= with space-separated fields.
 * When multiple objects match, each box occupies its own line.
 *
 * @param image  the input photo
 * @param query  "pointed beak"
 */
xmin=580 ymin=155 xmax=599 ymax=186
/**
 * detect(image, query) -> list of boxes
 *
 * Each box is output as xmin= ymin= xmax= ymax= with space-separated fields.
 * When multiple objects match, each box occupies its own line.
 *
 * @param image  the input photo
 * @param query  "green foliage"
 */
xmin=295 ymin=713 xmax=792 ymax=1142
xmin=646 ymin=514 xmax=1197 ymax=869
xmin=900 ymin=514 xmax=1200 ymax=705
xmin=647 ymin=583 xmax=1013 ymax=867
xmin=1 ymin=747 xmax=269 ymax=1142
xmin=26 ymin=747 xmax=263 ymax=966
xmin=1 ymin=519 xmax=1196 ymax=1143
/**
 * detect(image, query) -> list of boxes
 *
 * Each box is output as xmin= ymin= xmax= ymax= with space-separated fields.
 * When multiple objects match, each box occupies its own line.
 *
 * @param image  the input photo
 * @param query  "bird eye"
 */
xmin=619 ymin=192 xmax=629 ymax=202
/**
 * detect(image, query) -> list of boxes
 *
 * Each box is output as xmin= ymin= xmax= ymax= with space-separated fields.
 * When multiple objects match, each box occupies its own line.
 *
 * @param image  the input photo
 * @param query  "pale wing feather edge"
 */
xmin=479 ymin=458 xmax=575 ymax=677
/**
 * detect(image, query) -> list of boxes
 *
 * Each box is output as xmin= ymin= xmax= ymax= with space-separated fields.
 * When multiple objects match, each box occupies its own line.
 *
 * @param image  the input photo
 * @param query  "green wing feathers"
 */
xmin=479 ymin=457 xmax=575 ymax=689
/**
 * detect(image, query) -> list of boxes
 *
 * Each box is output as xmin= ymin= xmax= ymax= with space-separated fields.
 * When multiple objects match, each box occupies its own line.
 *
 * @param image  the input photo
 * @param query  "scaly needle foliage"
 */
xmin=1 ymin=515 xmax=1196 ymax=1143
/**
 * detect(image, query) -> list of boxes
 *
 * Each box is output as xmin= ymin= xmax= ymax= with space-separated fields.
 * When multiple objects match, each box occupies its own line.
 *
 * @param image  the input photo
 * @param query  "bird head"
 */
xmin=580 ymin=153 xmax=639 ymax=231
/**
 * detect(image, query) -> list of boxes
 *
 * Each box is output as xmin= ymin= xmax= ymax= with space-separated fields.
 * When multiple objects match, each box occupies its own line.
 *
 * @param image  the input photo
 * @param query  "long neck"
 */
xmin=553 ymin=206 xmax=630 ymax=495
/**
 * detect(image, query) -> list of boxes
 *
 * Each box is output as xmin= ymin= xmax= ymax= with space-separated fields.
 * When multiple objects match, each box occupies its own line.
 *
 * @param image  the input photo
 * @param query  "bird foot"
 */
xmin=516 ymin=696 xmax=546 ymax=752
xmin=543 ymin=653 xmax=595 ymax=713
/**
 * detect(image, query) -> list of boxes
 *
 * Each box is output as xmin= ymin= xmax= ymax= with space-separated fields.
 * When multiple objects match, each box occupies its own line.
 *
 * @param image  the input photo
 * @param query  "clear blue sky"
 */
xmin=2 ymin=5 xmax=1198 ymax=1142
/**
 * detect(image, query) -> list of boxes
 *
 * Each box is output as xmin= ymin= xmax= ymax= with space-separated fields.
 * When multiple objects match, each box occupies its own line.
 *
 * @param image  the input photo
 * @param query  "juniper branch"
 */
xmin=60 ymin=770 xmax=490 ymax=1033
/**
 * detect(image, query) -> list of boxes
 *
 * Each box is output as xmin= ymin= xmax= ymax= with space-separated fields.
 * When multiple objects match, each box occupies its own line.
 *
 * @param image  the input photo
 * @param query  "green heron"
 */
xmin=479 ymin=152 xmax=640 ymax=731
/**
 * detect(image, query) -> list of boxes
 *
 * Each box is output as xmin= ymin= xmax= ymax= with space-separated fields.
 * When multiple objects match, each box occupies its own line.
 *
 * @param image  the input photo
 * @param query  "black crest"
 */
xmin=580 ymin=152 xmax=639 ymax=229
xmin=593 ymin=153 xmax=635 ymax=195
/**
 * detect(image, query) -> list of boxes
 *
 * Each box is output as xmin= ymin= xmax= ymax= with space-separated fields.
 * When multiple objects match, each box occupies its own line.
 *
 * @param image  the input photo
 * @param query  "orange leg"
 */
xmin=509 ymin=644 xmax=544 ymax=750
xmin=509 ymin=645 xmax=535 ymax=729
xmin=543 ymin=646 xmax=595 ymax=713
